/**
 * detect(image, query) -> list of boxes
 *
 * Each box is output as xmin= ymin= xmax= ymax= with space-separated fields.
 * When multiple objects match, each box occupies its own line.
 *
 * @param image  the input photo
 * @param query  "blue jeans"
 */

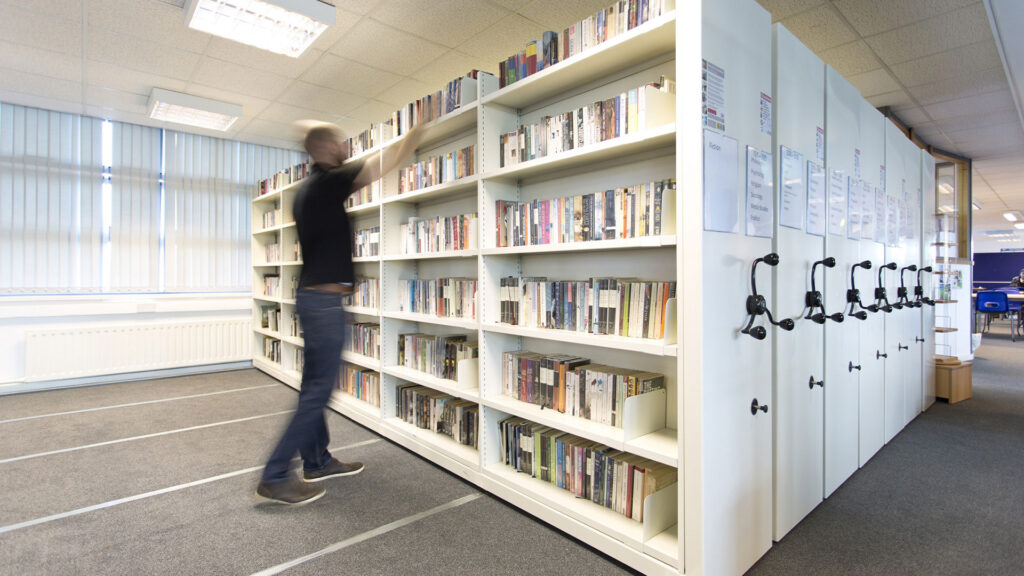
xmin=262 ymin=289 xmax=346 ymax=483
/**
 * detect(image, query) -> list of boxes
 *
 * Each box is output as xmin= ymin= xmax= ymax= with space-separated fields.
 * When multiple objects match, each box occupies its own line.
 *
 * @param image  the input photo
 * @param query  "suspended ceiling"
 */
xmin=0 ymin=0 xmax=1022 ymax=242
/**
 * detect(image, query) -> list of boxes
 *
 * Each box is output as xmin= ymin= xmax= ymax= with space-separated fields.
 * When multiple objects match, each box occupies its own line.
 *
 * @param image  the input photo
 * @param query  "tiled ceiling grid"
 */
xmin=0 ymin=0 xmax=1022 ymax=240
xmin=758 ymin=0 xmax=1024 ymax=244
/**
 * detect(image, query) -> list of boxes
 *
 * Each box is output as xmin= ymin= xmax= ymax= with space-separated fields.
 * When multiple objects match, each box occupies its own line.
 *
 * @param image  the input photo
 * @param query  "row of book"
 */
xmin=498 ymin=81 xmax=674 ymax=168
xmin=395 ymin=383 xmax=478 ymax=448
xmin=265 ymin=243 xmax=280 ymax=263
xmin=338 ymin=365 xmax=381 ymax=408
xmin=348 ymin=277 xmax=379 ymax=309
xmin=499 ymin=417 xmax=676 ymax=522
xmin=397 ymin=333 xmax=478 ymax=381
xmin=400 ymin=214 xmax=479 ymax=255
xmin=497 ymin=0 xmax=675 ymax=89
xmin=263 ymin=337 xmax=281 ymax=363
xmin=500 ymin=277 xmax=675 ymax=340
xmin=399 ymin=278 xmax=477 ymax=320
xmin=353 ymin=226 xmax=380 ymax=258
xmin=257 ymin=162 xmax=310 ymax=196
xmin=259 ymin=304 xmax=281 ymax=332
xmin=261 ymin=207 xmax=282 ymax=230
xmin=346 ymin=180 xmax=380 ymax=210
xmin=502 ymin=351 xmax=665 ymax=426
xmin=495 ymin=179 xmax=674 ymax=247
xmin=262 ymin=274 xmax=280 ymax=298
xmin=346 ymin=322 xmax=380 ymax=360
xmin=388 ymin=72 xmax=483 ymax=138
xmin=398 ymin=145 xmax=475 ymax=194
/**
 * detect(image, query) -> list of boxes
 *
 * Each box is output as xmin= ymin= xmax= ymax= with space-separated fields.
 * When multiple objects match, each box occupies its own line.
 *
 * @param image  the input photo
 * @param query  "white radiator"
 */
xmin=24 ymin=319 xmax=251 ymax=382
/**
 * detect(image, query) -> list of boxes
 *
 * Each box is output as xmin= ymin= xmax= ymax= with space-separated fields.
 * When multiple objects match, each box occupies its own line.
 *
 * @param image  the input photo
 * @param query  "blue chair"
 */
xmin=977 ymin=291 xmax=1016 ymax=342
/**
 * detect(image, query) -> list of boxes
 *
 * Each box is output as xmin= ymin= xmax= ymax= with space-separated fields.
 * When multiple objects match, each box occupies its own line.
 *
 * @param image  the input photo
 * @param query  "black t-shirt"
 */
xmin=294 ymin=161 xmax=364 ymax=288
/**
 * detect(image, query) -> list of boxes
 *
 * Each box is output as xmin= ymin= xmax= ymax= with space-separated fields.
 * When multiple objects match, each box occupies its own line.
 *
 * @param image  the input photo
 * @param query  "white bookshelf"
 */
xmin=251 ymin=13 xmax=682 ymax=574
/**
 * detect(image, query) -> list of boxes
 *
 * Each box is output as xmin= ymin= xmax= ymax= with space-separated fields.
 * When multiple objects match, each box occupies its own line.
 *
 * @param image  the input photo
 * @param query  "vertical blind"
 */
xmin=0 ymin=101 xmax=304 ymax=294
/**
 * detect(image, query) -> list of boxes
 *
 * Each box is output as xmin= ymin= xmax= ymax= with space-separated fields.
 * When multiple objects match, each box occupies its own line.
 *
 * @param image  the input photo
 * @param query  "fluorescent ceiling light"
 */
xmin=938 ymin=205 xmax=954 ymax=214
xmin=185 ymin=0 xmax=334 ymax=58
xmin=1003 ymin=210 xmax=1024 ymax=221
xmin=148 ymin=88 xmax=242 ymax=131
xmin=973 ymin=200 xmax=982 ymax=211
xmin=1015 ymin=223 xmax=1024 ymax=230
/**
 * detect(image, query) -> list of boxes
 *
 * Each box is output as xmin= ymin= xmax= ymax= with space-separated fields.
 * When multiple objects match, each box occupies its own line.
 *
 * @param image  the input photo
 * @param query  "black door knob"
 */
xmin=808 ymin=376 xmax=824 ymax=389
xmin=750 ymin=398 xmax=769 ymax=415
xmin=898 ymin=343 xmax=909 ymax=351
xmin=915 ymin=336 xmax=925 ymax=343
xmin=877 ymin=351 xmax=888 ymax=359
xmin=849 ymin=361 xmax=862 ymax=372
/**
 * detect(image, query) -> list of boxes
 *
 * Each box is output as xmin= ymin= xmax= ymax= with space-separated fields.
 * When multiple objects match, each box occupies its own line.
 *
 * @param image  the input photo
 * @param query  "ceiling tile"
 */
xmin=925 ymin=89 xmax=1015 ymax=121
xmin=84 ymin=86 xmax=148 ymax=116
xmin=86 ymin=62 xmax=187 ymax=96
xmin=184 ymin=84 xmax=272 ymax=120
xmin=89 ymin=0 xmax=209 ymax=54
xmin=819 ymin=40 xmax=881 ymax=77
xmin=328 ymin=19 xmax=448 ymax=76
xmin=0 ymin=40 xmax=81 ymax=83
xmin=411 ymin=50 xmax=485 ymax=85
xmin=953 ymin=133 xmax=1024 ymax=158
xmin=847 ymin=68 xmax=901 ymax=97
xmin=489 ymin=0 xmax=535 ymax=10
xmin=0 ymin=67 xmax=81 ymax=103
xmin=88 ymin=28 xmax=201 ymax=80
xmin=203 ymin=38 xmax=323 ymax=80
xmin=0 ymin=88 xmax=81 ymax=117
xmin=864 ymin=3 xmax=993 ymax=66
xmin=0 ymin=3 xmax=81 ymax=56
xmin=516 ymin=0 xmax=634 ymax=30
xmin=234 ymin=118 xmax=305 ymax=150
xmin=890 ymin=105 xmax=930 ymax=126
xmin=5 ymin=0 xmax=83 ymax=20
xmin=777 ymin=4 xmax=858 ymax=53
xmin=833 ymin=0 xmax=977 ymax=37
xmin=277 ymin=81 xmax=366 ymax=115
xmin=933 ymin=107 xmax=1018 ymax=134
xmin=332 ymin=0 xmax=390 ymax=16
xmin=346 ymin=99 xmax=398 ymax=123
xmin=257 ymin=102 xmax=340 ymax=126
xmin=907 ymin=66 xmax=1007 ymax=107
xmin=378 ymin=77 xmax=440 ymax=108
xmin=946 ymin=120 xmax=1023 ymax=144
xmin=754 ymin=0 xmax=827 ymax=22
xmin=889 ymin=40 xmax=1001 ymax=88
xmin=300 ymin=54 xmax=403 ymax=98
xmin=370 ymin=0 xmax=510 ymax=48
xmin=303 ymin=7 xmax=363 ymax=52
xmin=190 ymin=58 xmax=291 ymax=101
xmin=457 ymin=14 xmax=548 ymax=68
xmin=865 ymin=89 xmax=914 ymax=109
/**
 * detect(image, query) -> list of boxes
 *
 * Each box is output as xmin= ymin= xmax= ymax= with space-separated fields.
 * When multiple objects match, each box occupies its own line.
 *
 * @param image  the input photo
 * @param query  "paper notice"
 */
xmin=746 ymin=146 xmax=773 ymax=238
xmin=847 ymin=176 xmax=862 ymax=240
xmin=779 ymin=146 xmax=805 ymax=230
xmin=806 ymin=162 xmax=825 ymax=236
xmin=828 ymin=168 xmax=847 ymax=236
xmin=703 ymin=129 xmax=739 ymax=233
xmin=703 ymin=59 xmax=726 ymax=132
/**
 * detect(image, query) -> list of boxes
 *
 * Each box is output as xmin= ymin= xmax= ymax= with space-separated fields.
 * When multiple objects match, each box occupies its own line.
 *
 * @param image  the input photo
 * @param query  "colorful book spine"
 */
xmin=338 ymin=365 xmax=381 ymax=407
xmin=399 ymin=277 xmax=477 ymax=320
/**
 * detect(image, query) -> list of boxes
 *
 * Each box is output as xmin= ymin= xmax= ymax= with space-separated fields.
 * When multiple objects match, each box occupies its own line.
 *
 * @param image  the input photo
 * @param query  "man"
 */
xmin=257 ymin=123 xmax=422 ymax=505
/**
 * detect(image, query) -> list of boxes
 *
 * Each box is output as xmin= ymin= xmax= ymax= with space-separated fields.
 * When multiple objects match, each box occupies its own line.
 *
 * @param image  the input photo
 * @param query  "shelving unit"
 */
xmin=252 ymin=11 xmax=682 ymax=575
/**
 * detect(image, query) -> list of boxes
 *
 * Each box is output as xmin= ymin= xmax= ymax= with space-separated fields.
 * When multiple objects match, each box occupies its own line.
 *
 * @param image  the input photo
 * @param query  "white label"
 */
xmin=779 ymin=146 xmax=805 ymax=230
xmin=854 ymin=149 xmax=861 ymax=180
xmin=746 ymin=146 xmax=773 ymax=238
xmin=860 ymin=180 xmax=875 ymax=241
xmin=806 ymin=161 xmax=825 ymax=237
xmin=874 ymin=186 xmax=886 ymax=244
xmin=887 ymin=191 xmax=899 ymax=247
xmin=760 ymin=93 xmax=772 ymax=135
xmin=816 ymin=127 xmax=825 ymax=163
xmin=828 ymin=168 xmax=847 ymax=236
xmin=703 ymin=129 xmax=739 ymax=233
xmin=847 ymin=177 xmax=861 ymax=240
xmin=703 ymin=59 xmax=726 ymax=131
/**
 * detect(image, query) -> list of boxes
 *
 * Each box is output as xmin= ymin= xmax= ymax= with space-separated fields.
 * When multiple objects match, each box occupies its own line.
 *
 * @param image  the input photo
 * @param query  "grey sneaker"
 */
xmin=256 ymin=477 xmax=326 ymax=505
xmin=304 ymin=458 xmax=364 ymax=482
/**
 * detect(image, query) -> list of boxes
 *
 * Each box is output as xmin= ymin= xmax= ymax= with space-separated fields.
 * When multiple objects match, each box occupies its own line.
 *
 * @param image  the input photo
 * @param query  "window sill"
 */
xmin=0 ymin=293 xmax=251 ymax=320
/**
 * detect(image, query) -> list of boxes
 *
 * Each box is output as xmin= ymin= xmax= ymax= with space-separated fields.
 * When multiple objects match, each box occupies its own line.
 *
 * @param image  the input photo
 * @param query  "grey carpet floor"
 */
xmin=747 ymin=322 xmax=1024 ymax=575
xmin=0 ymin=369 xmax=637 ymax=576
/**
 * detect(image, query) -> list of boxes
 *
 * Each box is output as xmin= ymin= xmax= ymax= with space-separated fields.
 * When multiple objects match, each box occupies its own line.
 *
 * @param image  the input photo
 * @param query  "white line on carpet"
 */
xmin=0 ymin=439 xmax=382 ymax=536
xmin=249 ymin=493 xmax=483 ymax=576
xmin=0 ymin=410 xmax=294 ymax=465
xmin=0 ymin=384 xmax=279 ymax=425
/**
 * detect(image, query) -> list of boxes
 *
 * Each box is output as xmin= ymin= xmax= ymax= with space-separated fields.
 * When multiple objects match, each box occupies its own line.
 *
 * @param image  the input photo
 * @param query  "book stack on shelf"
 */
xmin=347 ymin=180 xmax=381 ymax=210
xmin=251 ymin=9 xmax=680 ymax=572
xmin=257 ymin=163 xmax=310 ymax=197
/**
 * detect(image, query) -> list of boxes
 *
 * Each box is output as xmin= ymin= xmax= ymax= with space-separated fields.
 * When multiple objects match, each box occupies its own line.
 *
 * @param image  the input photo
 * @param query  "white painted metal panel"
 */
xmin=902 ymin=138 xmax=923 ymax=426
xmin=883 ymin=121 xmax=908 ymax=444
xmin=701 ymin=0 xmax=774 ymax=573
xmin=858 ymin=104 xmax=887 ymax=467
xmin=920 ymin=151 xmax=937 ymax=409
xmin=823 ymin=67 xmax=861 ymax=496
xmin=771 ymin=25 xmax=825 ymax=541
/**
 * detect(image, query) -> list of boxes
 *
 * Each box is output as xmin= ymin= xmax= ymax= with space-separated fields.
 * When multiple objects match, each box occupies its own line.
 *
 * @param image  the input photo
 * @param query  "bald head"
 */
xmin=304 ymin=125 xmax=348 ymax=167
